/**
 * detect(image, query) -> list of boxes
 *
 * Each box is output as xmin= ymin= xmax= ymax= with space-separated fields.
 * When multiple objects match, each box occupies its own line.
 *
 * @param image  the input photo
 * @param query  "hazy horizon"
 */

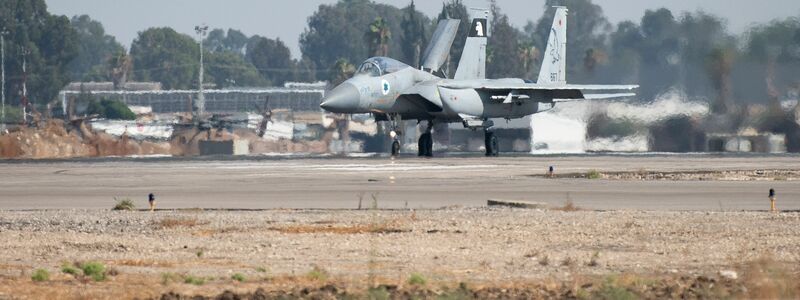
xmin=46 ymin=0 xmax=800 ymax=59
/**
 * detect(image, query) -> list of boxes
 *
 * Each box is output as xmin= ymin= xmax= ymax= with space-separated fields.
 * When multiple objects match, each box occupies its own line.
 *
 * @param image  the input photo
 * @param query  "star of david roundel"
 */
xmin=381 ymin=79 xmax=391 ymax=96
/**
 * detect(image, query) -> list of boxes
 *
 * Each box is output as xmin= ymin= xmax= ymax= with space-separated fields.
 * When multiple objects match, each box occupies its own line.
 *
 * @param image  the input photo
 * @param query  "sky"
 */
xmin=46 ymin=0 xmax=800 ymax=59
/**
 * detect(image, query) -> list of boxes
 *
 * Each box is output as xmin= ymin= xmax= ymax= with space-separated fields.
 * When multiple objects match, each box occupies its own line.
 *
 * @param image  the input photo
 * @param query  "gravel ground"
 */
xmin=0 ymin=208 xmax=799 ymax=298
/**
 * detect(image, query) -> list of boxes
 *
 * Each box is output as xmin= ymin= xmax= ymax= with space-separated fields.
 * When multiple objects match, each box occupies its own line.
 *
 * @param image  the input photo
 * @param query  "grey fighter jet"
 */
xmin=321 ymin=7 xmax=638 ymax=156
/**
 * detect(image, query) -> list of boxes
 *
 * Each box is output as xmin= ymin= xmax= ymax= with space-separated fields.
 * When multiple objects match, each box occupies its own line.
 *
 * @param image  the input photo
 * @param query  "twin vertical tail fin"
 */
xmin=421 ymin=19 xmax=461 ymax=74
xmin=453 ymin=7 xmax=567 ymax=83
xmin=453 ymin=10 xmax=488 ymax=80
xmin=537 ymin=6 xmax=568 ymax=85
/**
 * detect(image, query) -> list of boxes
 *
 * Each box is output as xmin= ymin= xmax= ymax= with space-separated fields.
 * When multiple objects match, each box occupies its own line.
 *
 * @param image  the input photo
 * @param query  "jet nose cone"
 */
xmin=320 ymin=83 xmax=360 ymax=113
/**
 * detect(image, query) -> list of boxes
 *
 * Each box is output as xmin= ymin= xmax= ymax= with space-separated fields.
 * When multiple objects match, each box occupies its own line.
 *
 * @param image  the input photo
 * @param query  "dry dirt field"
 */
xmin=0 ymin=208 xmax=798 ymax=299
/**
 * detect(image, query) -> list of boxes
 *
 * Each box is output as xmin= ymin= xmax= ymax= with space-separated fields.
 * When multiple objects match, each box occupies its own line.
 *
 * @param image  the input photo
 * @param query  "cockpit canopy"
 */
xmin=356 ymin=57 xmax=410 ymax=77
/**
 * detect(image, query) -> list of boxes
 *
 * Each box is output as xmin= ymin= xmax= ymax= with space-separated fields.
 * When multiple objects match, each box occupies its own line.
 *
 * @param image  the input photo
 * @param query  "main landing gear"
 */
xmin=387 ymin=116 xmax=434 ymax=158
xmin=418 ymin=121 xmax=434 ymax=157
xmin=390 ymin=136 xmax=401 ymax=157
xmin=464 ymin=118 xmax=499 ymax=157
xmin=484 ymin=129 xmax=499 ymax=157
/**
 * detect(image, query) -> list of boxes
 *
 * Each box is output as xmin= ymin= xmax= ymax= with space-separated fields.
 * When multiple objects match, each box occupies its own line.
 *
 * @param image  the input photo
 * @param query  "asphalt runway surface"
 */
xmin=1 ymin=154 xmax=799 ymax=211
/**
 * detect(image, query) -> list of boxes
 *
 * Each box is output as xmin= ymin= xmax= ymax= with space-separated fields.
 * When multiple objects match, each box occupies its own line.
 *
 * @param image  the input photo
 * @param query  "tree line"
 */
xmin=1 ymin=0 xmax=799 ymax=113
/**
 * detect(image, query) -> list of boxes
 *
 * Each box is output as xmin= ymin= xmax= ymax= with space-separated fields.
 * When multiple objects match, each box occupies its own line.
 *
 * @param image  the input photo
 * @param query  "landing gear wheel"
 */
xmin=485 ymin=132 xmax=499 ymax=157
xmin=425 ymin=133 xmax=433 ymax=157
xmin=391 ymin=140 xmax=401 ymax=157
xmin=418 ymin=133 xmax=433 ymax=157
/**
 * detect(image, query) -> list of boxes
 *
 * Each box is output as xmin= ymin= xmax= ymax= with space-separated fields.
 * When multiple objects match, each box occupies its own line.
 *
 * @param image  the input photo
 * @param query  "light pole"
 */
xmin=1 ymin=28 xmax=7 ymax=127
xmin=194 ymin=24 xmax=208 ymax=118
xmin=20 ymin=47 xmax=29 ymax=124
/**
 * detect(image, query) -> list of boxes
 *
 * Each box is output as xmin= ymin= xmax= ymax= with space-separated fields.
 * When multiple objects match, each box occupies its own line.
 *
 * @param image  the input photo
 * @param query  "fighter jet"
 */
xmin=321 ymin=7 xmax=638 ymax=157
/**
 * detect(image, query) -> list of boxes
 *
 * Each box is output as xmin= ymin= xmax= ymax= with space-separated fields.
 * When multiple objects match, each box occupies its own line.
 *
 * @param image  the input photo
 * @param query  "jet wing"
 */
xmin=440 ymin=82 xmax=638 ymax=91
xmin=439 ymin=81 xmax=638 ymax=102
xmin=420 ymin=19 xmax=460 ymax=73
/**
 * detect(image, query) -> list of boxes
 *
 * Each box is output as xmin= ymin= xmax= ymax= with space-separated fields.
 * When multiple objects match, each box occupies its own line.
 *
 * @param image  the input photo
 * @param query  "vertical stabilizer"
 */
xmin=421 ymin=19 xmax=461 ymax=74
xmin=537 ymin=6 xmax=567 ymax=85
xmin=453 ymin=10 xmax=488 ymax=80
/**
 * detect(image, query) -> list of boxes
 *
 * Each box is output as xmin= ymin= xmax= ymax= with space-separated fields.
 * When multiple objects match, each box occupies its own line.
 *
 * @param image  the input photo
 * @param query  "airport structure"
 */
xmin=56 ymin=80 xmax=538 ymax=155
xmin=59 ymin=82 xmax=326 ymax=114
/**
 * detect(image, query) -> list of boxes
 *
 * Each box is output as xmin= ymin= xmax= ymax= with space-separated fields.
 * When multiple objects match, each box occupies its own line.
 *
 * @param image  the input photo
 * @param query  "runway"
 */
xmin=1 ymin=154 xmax=799 ymax=210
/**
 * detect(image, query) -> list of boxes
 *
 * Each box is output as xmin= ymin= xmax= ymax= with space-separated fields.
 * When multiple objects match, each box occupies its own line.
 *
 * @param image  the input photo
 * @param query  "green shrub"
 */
xmin=231 ymin=273 xmax=246 ymax=282
xmin=366 ymin=286 xmax=390 ymax=300
xmin=0 ymin=107 xmax=22 ymax=123
xmin=595 ymin=277 xmax=638 ymax=300
xmin=587 ymin=114 xmax=641 ymax=139
xmin=87 ymin=98 xmax=136 ymax=120
xmin=407 ymin=273 xmax=426 ymax=285
xmin=61 ymin=263 xmax=81 ymax=276
xmin=439 ymin=282 xmax=472 ymax=300
xmin=306 ymin=266 xmax=328 ymax=281
xmin=112 ymin=198 xmax=136 ymax=211
xmin=31 ymin=269 xmax=49 ymax=282
xmin=184 ymin=275 xmax=206 ymax=285
xmin=161 ymin=272 xmax=181 ymax=285
xmin=80 ymin=261 xmax=106 ymax=281
xmin=587 ymin=170 xmax=601 ymax=179
xmin=588 ymin=252 xmax=600 ymax=267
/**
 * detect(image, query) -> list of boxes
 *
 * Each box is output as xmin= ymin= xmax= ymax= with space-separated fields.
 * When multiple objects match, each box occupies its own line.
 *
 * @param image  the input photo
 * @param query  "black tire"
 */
xmin=418 ymin=133 xmax=433 ymax=157
xmin=425 ymin=133 xmax=434 ymax=157
xmin=391 ymin=140 xmax=401 ymax=157
xmin=485 ymin=132 xmax=499 ymax=157
xmin=418 ymin=133 xmax=427 ymax=157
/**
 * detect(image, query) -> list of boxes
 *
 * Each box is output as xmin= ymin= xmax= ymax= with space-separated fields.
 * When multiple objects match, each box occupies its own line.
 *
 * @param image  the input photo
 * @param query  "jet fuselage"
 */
xmin=320 ymin=57 xmax=553 ymax=123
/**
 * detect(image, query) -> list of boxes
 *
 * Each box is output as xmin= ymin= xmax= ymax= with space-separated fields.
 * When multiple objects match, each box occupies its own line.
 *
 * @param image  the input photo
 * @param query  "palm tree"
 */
xmin=707 ymin=47 xmax=735 ymax=114
xmin=517 ymin=44 xmax=540 ymax=79
xmin=330 ymin=58 xmax=355 ymax=86
xmin=367 ymin=17 xmax=391 ymax=57
xmin=402 ymin=0 xmax=425 ymax=67
xmin=109 ymin=50 xmax=132 ymax=90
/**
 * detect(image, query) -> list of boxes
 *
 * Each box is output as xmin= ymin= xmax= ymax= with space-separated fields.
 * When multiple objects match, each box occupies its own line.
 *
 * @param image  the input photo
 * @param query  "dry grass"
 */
xmin=523 ymin=249 xmax=541 ymax=259
xmin=111 ymin=259 xmax=175 ymax=268
xmin=306 ymin=265 xmax=329 ymax=281
xmin=550 ymin=192 xmax=583 ymax=212
xmin=586 ymin=169 xmax=602 ymax=179
xmin=740 ymin=256 xmax=799 ymax=299
xmin=561 ymin=257 xmax=576 ymax=267
xmin=552 ymin=200 xmax=582 ymax=212
xmin=2 ymin=265 xmax=798 ymax=299
xmin=191 ymin=226 xmax=259 ymax=237
xmin=155 ymin=217 xmax=209 ymax=229
xmin=587 ymin=252 xmax=600 ymax=267
xmin=538 ymin=255 xmax=550 ymax=266
xmin=268 ymin=223 xmax=407 ymax=234
xmin=112 ymin=198 xmax=136 ymax=211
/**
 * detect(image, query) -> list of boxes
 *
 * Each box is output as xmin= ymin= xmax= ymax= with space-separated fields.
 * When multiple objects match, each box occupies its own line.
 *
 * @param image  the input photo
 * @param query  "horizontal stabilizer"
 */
xmin=558 ymin=84 xmax=638 ymax=91
xmin=581 ymin=93 xmax=637 ymax=100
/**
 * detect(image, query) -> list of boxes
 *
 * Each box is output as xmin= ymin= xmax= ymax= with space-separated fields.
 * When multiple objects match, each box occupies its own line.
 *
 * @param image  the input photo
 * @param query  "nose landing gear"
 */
xmin=388 ymin=114 xmax=402 ymax=157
